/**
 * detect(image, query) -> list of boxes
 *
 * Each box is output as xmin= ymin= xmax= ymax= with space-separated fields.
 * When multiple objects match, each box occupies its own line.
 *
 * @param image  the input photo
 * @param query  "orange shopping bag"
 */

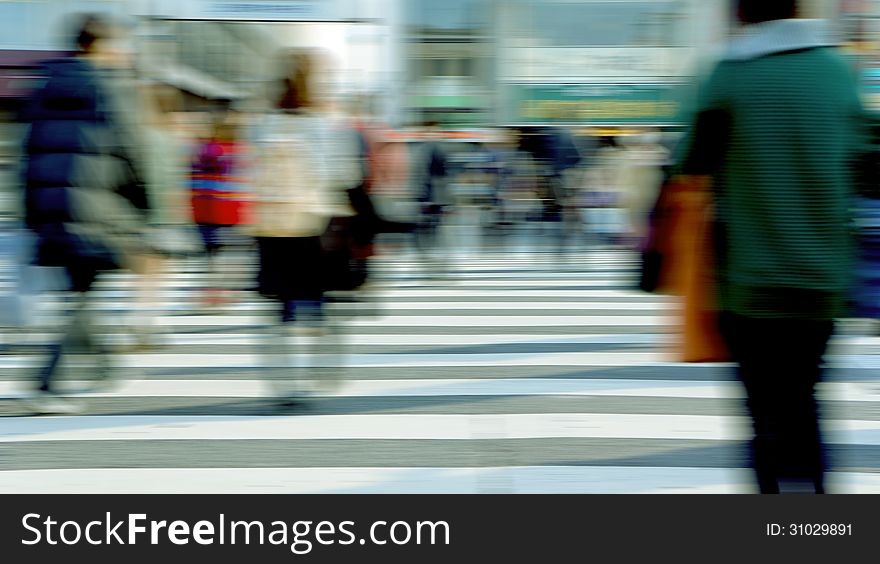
xmin=663 ymin=176 xmax=729 ymax=363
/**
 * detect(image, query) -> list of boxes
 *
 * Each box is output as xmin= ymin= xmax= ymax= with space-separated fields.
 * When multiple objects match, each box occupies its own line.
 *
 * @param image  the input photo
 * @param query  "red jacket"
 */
xmin=190 ymin=139 xmax=250 ymax=226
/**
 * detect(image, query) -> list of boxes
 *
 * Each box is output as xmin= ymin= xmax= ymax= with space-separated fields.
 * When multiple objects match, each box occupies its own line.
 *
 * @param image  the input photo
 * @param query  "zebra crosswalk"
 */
xmin=1 ymin=247 xmax=879 ymax=493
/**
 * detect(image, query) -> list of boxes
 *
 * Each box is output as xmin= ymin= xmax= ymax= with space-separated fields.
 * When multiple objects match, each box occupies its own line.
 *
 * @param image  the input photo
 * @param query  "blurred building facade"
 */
xmin=402 ymin=0 xmax=494 ymax=127
xmin=0 ymin=0 xmax=875 ymax=126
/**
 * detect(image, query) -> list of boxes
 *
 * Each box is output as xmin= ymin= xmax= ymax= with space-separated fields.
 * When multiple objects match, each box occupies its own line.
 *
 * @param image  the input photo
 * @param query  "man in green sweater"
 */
xmin=679 ymin=0 xmax=868 ymax=493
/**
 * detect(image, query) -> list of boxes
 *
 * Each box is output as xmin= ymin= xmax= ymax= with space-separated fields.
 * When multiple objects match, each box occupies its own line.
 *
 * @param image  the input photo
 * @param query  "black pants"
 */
xmin=416 ymin=206 xmax=444 ymax=253
xmin=719 ymin=312 xmax=834 ymax=494
xmin=256 ymin=236 xmax=324 ymax=303
xmin=39 ymin=262 xmax=107 ymax=393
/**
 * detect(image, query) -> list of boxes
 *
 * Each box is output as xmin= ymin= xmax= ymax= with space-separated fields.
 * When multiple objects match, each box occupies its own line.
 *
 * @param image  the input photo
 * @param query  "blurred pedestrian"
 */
xmin=20 ymin=13 xmax=152 ymax=413
xmin=481 ymin=133 xmax=517 ymax=248
xmin=415 ymin=121 xmax=450 ymax=268
xmin=618 ymin=131 xmax=668 ymax=247
xmin=584 ymin=135 xmax=625 ymax=247
xmin=337 ymin=95 xmax=415 ymax=294
xmin=190 ymin=105 xmax=250 ymax=307
xmin=677 ymin=0 xmax=868 ymax=493
xmin=553 ymin=127 xmax=583 ymax=254
xmin=249 ymin=49 xmax=359 ymax=400
xmin=129 ymin=83 xmax=193 ymax=350
xmin=852 ymin=120 xmax=880 ymax=331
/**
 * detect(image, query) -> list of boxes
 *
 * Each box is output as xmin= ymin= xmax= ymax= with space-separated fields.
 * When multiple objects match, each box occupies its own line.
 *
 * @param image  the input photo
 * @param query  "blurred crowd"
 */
xmin=0 ymin=13 xmax=680 ymax=413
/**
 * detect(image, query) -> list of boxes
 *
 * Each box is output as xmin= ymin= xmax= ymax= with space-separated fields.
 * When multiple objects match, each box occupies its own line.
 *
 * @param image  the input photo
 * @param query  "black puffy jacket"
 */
xmin=22 ymin=57 xmax=148 ymax=271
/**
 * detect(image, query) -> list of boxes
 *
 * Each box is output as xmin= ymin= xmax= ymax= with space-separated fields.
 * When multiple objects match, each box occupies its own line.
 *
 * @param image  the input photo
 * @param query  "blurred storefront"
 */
xmin=496 ymin=0 xmax=716 ymax=128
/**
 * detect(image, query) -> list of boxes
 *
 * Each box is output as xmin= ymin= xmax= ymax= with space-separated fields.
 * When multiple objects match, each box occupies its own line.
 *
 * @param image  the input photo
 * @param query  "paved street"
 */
xmin=2 ymin=245 xmax=880 ymax=493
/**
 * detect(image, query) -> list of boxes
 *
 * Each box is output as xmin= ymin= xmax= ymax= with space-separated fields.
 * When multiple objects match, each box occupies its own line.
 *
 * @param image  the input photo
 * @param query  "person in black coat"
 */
xmin=20 ymin=13 xmax=150 ymax=413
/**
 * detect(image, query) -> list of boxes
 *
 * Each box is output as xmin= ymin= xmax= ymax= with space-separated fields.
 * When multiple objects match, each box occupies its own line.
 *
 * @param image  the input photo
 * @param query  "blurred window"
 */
xmin=407 ymin=0 xmax=490 ymax=34
xmin=512 ymin=1 xmax=686 ymax=47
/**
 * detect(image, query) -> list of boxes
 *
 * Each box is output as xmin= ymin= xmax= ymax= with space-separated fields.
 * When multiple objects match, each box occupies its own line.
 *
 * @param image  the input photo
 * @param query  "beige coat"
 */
xmin=618 ymin=144 xmax=668 ymax=240
xmin=249 ymin=111 xmax=359 ymax=238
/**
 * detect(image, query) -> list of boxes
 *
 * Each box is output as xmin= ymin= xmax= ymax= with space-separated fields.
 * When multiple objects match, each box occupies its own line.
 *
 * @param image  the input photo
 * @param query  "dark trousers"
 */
xmin=39 ymin=263 xmax=108 ymax=393
xmin=719 ymin=312 xmax=834 ymax=494
xmin=416 ymin=205 xmax=444 ymax=253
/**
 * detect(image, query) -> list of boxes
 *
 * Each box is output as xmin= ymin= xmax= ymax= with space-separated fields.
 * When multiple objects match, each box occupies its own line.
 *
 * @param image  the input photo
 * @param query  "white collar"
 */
xmin=724 ymin=19 xmax=835 ymax=61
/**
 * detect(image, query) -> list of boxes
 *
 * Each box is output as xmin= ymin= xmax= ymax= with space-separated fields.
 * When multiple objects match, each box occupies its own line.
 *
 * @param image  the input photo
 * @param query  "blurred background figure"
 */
xmin=482 ymin=130 xmax=519 ymax=247
xmin=504 ymin=130 xmax=542 ymax=248
xmin=583 ymin=135 xmax=625 ymax=248
xmin=525 ymin=127 xmax=584 ymax=254
xmin=20 ymin=13 xmax=151 ymax=413
xmin=366 ymin=116 xmax=413 ymax=233
xmin=190 ymin=103 xmax=250 ymax=308
xmin=129 ymin=82 xmax=194 ymax=351
xmin=853 ymin=191 xmax=880 ymax=333
xmin=337 ymin=94 xmax=415 ymax=297
xmin=618 ymin=130 xmax=669 ymax=248
xmin=250 ymin=48 xmax=359 ymax=401
xmin=343 ymin=94 xmax=384 ymax=291
xmin=678 ymin=0 xmax=868 ymax=493
xmin=548 ymin=127 xmax=584 ymax=255
xmin=852 ymin=119 xmax=880 ymax=334
xmin=415 ymin=121 xmax=451 ymax=275
xmin=446 ymin=140 xmax=496 ymax=256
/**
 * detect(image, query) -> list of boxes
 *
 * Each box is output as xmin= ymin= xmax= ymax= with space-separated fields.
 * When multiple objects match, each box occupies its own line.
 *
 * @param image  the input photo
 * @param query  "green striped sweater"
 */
xmin=680 ymin=19 xmax=869 ymax=319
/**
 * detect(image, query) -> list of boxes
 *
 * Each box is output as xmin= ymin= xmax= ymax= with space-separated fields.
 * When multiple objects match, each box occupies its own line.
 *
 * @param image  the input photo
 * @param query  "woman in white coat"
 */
xmin=250 ymin=50 xmax=360 ymax=400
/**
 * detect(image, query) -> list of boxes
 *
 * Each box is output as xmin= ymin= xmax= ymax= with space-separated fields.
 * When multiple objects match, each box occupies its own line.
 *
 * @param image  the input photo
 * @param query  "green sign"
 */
xmin=410 ymin=94 xmax=488 ymax=109
xmin=506 ymin=83 xmax=692 ymax=125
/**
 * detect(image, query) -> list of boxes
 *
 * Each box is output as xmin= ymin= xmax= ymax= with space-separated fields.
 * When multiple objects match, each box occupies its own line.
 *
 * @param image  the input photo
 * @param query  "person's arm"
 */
xmin=339 ymin=125 xmax=365 ymax=191
xmin=677 ymin=65 xmax=730 ymax=178
xmin=98 ymin=69 xmax=152 ymax=217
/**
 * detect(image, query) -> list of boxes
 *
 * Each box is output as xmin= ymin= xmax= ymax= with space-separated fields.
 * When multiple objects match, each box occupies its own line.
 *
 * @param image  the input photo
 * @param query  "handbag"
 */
xmin=639 ymin=249 xmax=664 ymax=293
xmin=662 ymin=176 xmax=729 ymax=363
xmin=639 ymin=177 xmax=675 ymax=293
xmin=321 ymin=215 xmax=361 ymax=292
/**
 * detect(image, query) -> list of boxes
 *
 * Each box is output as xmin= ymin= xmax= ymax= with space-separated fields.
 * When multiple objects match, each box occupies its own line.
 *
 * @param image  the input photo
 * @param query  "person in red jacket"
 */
xmin=191 ymin=108 xmax=249 ymax=306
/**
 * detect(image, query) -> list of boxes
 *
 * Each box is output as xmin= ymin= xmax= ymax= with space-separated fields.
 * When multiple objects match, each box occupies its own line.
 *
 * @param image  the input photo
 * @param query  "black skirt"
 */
xmin=256 ymin=236 xmax=324 ymax=302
